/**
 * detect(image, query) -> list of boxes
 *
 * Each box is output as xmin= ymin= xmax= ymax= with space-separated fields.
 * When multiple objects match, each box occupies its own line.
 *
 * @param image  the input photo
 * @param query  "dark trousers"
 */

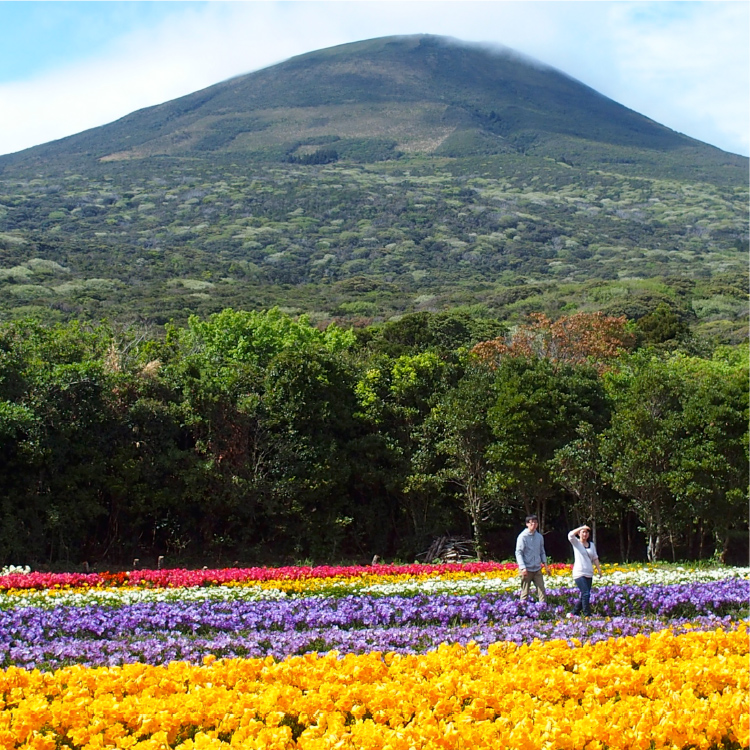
xmin=573 ymin=576 xmax=593 ymax=616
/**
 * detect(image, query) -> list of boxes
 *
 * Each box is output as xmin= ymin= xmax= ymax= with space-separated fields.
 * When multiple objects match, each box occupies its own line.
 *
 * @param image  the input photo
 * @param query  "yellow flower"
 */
xmin=2 ymin=626 xmax=747 ymax=750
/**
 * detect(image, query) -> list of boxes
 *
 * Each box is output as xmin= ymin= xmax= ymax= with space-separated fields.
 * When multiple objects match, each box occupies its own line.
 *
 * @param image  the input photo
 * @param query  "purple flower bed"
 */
xmin=0 ymin=579 xmax=746 ymax=670
xmin=585 ymin=578 xmax=749 ymax=618
xmin=0 ymin=614 xmax=741 ymax=671
xmin=2 ymin=579 xmax=745 ymax=637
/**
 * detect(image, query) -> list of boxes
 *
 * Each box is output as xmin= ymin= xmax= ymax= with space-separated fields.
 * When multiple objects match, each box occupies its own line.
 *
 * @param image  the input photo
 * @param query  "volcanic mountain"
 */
xmin=0 ymin=35 xmax=746 ymax=334
xmin=1 ymin=34 xmax=744 ymax=175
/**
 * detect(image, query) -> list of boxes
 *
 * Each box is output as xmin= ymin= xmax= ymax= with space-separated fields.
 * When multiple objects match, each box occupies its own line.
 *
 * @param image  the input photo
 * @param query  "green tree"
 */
xmin=0 ymin=319 xmax=137 ymax=563
xmin=601 ymin=354 xmax=689 ymax=561
xmin=636 ymin=303 xmax=691 ymax=348
xmin=550 ymin=422 xmax=615 ymax=544
xmin=486 ymin=357 xmax=609 ymax=531
xmin=354 ymin=349 xmax=456 ymax=555
xmin=668 ymin=348 xmax=749 ymax=561
xmin=163 ymin=307 xmax=359 ymax=560
xmin=422 ymin=363 xmax=497 ymax=560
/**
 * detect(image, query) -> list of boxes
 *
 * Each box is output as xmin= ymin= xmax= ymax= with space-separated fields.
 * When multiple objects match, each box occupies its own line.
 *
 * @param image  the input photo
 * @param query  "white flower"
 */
xmin=0 ymin=564 xmax=31 ymax=576
xmin=1 ymin=564 xmax=746 ymax=610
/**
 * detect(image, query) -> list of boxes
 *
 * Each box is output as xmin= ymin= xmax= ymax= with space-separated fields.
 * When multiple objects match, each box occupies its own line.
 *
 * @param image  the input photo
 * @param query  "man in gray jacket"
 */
xmin=515 ymin=514 xmax=549 ymax=604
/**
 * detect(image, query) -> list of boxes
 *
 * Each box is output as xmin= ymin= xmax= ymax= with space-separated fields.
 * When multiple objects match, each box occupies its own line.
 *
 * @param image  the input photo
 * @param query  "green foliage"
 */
xmin=362 ymin=311 xmax=507 ymax=358
xmin=179 ymin=307 xmax=354 ymax=369
xmin=422 ymin=364 xmax=498 ymax=559
xmin=636 ymin=303 xmax=691 ymax=348
xmin=550 ymin=422 xmax=613 ymax=532
xmin=666 ymin=349 xmax=749 ymax=561
xmin=597 ymin=350 xmax=749 ymax=562
xmin=486 ymin=357 xmax=609 ymax=523
xmin=0 ymin=309 xmax=746 ymax=566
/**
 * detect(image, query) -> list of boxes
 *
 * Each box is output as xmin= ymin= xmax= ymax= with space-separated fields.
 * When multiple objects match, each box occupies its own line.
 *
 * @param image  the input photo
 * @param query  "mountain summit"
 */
xmin=1 ymin=34 xmax=734 ymax=170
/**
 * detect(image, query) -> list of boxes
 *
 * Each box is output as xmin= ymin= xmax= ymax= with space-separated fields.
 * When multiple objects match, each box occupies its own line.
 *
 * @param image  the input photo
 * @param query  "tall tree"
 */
xmin=601 ymin=354 xmax=688 ymax=562
xmin=486 ymin=356 xmax=609 ymax=531
xmin=549 ymin=422 xmax=615 ymax=544
xmin=420 ymin=363 xmax=497 ymax=560
xmin=668 ymin=348 xmax=749 ymax=561
xmin=354 ymin=350 xmax=456 ymax=555
xmin=164 ymin=307 xmax=359 ymax=560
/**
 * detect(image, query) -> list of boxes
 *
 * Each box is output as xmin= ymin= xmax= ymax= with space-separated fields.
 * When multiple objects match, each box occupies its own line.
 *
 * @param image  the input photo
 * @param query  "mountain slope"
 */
xmin=0 ymin=35 xmax=746 ymax=338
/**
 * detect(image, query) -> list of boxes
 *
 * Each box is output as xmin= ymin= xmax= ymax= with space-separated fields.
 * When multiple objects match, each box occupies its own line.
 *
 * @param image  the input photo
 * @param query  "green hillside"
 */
xmin=0 ymin=35 xmax=746 ymax=339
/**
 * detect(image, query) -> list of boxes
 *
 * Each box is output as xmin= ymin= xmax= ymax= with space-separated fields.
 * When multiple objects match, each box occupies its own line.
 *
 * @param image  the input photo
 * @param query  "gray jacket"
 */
xmin=515 ymin=529 xmax=547 ymax=572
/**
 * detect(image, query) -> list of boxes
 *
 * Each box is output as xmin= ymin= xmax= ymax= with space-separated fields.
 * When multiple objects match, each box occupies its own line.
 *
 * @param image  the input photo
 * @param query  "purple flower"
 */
xmin=0 ymin=579 xmax=746 ymax=670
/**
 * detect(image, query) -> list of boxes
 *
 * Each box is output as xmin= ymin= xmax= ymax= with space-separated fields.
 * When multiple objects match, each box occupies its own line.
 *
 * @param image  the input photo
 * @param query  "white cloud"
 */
xmin=0 ymin=2 xmax=747 ymax=157
xmin=605 ymin=2 xmax=750 ymax=154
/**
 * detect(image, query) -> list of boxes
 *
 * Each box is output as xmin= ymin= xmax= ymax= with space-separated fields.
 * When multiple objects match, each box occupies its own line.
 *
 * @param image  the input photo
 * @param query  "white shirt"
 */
xmin=568 ymin=530 xmax=598 ymax=578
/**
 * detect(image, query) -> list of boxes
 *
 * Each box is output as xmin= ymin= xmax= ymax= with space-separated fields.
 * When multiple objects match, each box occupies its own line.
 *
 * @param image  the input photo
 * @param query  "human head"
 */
xmin=525 ymin=515 xmax=538 ymax=532
xmin=580 ymin=526 xmax=591 ymax=540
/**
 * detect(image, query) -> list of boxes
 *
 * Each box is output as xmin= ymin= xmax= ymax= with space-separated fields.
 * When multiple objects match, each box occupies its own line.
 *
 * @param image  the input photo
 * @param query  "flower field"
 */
xmin=1 ymin=563 xmax=748 ymax=749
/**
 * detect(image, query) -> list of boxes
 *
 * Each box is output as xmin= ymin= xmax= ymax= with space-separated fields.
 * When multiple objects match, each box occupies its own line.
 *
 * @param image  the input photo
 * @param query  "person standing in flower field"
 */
xmin=515 ymin=515 xmax=549 ymax=604
xmin=566 ymin=524 xmax=602 ymax=617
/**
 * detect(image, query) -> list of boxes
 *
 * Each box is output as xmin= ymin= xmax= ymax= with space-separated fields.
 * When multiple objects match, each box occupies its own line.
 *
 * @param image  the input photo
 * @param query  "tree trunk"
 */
xmin=647 ymin=528 xmax=662 ymax=563
xmin=714 ymin=528 xmax=730 ymax=564
xmin=626 ymin=513 xmax=634 ymax=562
xmin=471 ymin=513 xmax=484 ymax=562
xmin=647 ymin=503 xmax=664 ymax=562
xmin=522 ymin=496 xmax=532 ymax=517
xmin=467 ymin=488 xmax=484 ymax=562
xmin=697 ymin=521 xmax=706 ymax=560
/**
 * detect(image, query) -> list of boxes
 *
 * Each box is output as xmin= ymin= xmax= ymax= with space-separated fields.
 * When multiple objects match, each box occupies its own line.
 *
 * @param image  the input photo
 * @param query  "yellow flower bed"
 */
xmin=1 ymin=627 xmax=746 ymax=750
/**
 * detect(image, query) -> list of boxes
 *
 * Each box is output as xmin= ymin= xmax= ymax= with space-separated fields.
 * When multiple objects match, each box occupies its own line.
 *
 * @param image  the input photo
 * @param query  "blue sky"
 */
xmin=0 ymin=1 xmax=747 ymax=157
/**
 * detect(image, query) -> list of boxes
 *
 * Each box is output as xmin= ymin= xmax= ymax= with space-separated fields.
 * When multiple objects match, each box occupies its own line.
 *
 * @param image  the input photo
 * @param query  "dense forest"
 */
xmin=1 ymin=308 xmax=746 ymax=569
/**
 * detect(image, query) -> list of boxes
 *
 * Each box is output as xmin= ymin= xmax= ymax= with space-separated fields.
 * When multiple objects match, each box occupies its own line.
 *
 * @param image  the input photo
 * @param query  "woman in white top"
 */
xmin=567 ymin=525 xmax=602 ymax=617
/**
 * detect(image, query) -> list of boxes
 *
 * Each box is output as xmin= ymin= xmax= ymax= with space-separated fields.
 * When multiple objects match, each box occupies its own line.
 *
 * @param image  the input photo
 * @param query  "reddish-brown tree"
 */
xmin=471 ymin=312 xmax=635 ymax=372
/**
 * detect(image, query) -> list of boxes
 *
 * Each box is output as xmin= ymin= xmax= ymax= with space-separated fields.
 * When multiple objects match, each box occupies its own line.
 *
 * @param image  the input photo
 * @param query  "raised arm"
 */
xmin=568 ymin=525 xmax=589 ymax=540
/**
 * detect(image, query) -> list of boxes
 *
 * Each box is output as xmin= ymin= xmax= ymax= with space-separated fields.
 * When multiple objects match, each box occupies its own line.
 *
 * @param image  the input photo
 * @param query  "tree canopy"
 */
xmin=0 ymin=309 xmax=746 ymax=567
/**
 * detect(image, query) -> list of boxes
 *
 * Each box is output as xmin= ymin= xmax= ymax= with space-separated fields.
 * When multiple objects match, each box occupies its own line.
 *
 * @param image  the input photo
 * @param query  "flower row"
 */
xmin=1 ymin=580 xmax=746 ymax=670
xmin=2 ymin=627 xmax=747 ymax=750
xmin=2 ymin=614 xmax=741 ymax=673
xmin=0 ymin=562 xmax=524 ymax=592
xmin=1 ymin=563 xmax=746 ymax=601
xmin=4 ymin=581 xmax=746 ymax=636
xmin=358 ymin=565 xmax=749 ymax=596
